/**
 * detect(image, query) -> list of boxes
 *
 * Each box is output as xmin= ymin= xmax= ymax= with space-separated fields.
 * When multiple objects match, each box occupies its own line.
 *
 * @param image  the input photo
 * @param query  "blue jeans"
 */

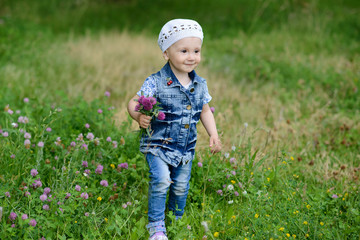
xmin=146 ymin=152 xmax=192 ymax=223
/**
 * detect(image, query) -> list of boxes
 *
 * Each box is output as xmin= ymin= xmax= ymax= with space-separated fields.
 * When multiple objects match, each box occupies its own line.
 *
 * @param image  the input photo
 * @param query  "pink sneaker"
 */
xmin=149 ymin=232 xmax=168 ymax=240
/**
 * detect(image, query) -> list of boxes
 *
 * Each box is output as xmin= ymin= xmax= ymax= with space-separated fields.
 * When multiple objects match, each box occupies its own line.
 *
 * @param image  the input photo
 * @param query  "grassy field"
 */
xmin=0 ymin=0 xmax=359 ymax=239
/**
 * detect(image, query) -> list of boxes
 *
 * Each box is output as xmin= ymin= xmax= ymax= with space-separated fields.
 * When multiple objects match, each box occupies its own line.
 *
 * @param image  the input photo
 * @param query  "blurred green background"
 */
xmin=1 ymin=0 xmax=359 ymax=37
xmin=1 ymin=0 xmax=359 ymax=108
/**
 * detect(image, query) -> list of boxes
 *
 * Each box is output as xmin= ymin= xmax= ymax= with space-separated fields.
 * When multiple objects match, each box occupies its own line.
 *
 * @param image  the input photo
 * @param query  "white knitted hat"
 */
xmin=158 ymin=19 xmax=204 ymax=52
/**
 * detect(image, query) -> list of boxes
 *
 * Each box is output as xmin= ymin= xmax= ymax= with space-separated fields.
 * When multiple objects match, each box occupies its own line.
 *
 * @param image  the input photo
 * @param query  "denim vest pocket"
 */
xmin=158 ymin=93 xmax=184 ymax=120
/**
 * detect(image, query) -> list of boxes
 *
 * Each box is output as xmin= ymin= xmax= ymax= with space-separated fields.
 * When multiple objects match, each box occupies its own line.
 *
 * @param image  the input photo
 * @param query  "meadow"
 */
xmin=0 ymin=0 xmax=359 ymax=239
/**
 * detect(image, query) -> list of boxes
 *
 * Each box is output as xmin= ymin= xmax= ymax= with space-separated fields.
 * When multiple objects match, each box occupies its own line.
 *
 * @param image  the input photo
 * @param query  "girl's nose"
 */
xmin=187 ymin=53 xmax=195 ymax=60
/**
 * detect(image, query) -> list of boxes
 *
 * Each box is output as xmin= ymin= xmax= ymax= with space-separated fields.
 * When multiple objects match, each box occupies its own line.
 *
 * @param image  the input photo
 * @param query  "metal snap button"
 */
xmin=184 ymin=124 xmax=189 ymax=129
xmin=186 ymin=105 xmax=192 ymax=110
xmin=190 ymin=88 xmax=195 ymax=93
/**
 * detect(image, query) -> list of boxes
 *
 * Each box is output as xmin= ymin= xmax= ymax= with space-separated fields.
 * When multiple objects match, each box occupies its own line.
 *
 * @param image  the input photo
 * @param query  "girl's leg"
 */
xmin=167 ymin=160 xmax=193 ymax=219
xmin=146 ymin=153 xmax=171 ymax=236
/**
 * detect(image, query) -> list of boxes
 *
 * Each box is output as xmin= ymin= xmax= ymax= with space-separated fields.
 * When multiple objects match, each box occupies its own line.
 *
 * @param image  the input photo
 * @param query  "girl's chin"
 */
xmin=184 ymin=65 xmax=197 ymax=70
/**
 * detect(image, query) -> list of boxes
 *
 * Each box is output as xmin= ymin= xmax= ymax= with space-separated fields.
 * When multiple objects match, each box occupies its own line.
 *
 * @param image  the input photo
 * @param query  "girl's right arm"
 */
xmin=127 ymin=95 xmax=152 ymax=129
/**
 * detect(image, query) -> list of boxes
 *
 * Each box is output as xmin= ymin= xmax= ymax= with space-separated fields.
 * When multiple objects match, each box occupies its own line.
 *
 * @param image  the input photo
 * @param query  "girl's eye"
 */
xmin=180 ymin=50 xmax=187 ymax=53
xmin=195 ymin=50 xmax=200 ymax=53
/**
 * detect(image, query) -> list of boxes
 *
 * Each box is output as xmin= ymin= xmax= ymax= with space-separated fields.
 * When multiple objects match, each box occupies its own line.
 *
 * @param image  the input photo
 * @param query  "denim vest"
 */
xmin=139 ymin=63 xmax=210 ymax=167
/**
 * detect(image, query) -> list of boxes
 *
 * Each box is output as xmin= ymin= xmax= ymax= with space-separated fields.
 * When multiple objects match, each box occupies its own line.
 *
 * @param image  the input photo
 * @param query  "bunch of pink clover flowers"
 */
xmin=134 ymin=94 xmax=166 ymax=137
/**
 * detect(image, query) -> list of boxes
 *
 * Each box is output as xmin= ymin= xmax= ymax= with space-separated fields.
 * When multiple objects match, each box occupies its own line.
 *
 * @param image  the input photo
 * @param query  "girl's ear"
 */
xmin=162 ymin=51 xmax=169 ymax=61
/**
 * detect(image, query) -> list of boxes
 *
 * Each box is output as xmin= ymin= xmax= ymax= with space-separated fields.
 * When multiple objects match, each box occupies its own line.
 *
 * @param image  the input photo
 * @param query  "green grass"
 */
xmin=0 ymin=93 xmax=359 ymax=239
xmin=0 ymin=0 xmax=359 ymax=239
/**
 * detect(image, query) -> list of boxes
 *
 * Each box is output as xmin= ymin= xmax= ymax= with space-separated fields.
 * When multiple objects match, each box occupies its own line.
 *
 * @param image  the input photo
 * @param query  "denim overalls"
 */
xmin=137 ymin=62 xmax=211 ymax=235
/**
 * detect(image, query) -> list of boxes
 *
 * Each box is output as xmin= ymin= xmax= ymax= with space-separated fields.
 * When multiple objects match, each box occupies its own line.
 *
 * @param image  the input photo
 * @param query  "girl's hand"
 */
xmin=138 ymin=114 xmax=152 ymax=129
xmin=209 ymin=136 xmax=222 ymax=154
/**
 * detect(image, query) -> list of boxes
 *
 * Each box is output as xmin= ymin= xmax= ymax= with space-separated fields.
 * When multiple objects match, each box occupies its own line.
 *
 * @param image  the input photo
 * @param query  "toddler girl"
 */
xmin=127 ymin=18 xmax=221 ymax=240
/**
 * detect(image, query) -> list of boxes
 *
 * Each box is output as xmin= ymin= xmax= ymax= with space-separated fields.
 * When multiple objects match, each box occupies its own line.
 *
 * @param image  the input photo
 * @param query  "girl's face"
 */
xmin=163 ymin=37 xmax=202 ymax=76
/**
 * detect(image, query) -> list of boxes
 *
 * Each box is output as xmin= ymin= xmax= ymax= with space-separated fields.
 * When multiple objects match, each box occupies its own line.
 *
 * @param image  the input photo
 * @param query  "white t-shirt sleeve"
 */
xmin=203 ymin=81 xmax=212 ymax=105
xmin=137 ymin=76 xmax=157 ymax=97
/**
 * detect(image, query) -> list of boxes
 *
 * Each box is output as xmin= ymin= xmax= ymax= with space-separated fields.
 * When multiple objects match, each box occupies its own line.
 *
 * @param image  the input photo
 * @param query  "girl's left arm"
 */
xmin=200 ymin=104 xmax=222 ymax=153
